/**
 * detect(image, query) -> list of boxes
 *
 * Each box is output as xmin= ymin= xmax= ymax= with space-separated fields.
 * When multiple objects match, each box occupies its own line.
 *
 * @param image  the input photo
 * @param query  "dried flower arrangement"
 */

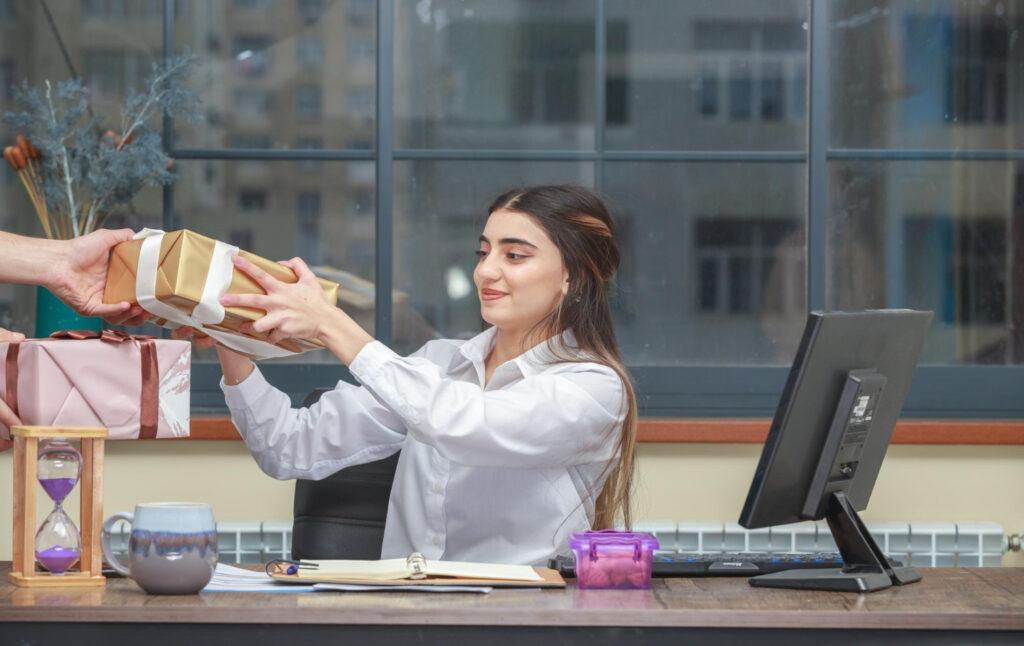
xmin=2 ymin=53 xmax=201 ymax=239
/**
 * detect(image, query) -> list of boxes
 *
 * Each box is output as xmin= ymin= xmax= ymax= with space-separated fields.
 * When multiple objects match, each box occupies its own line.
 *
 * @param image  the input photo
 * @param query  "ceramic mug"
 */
xmin=100 ymin=502 xmax=218 ymax=594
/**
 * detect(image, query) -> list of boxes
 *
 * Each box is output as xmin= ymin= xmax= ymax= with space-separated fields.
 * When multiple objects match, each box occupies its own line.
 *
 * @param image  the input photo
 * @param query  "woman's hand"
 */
xmin=221 ymin=256 xmax=336 ymax=345
xmin=224 ymin=255 xmax=374 ymax=365
xmin=0 ymin=327 xmax=25 ymax=451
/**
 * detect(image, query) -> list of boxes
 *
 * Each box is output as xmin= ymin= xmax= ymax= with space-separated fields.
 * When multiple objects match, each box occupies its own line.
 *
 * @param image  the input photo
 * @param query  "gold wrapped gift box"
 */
xmin=103 ymin=229 xmax=339 ymax=355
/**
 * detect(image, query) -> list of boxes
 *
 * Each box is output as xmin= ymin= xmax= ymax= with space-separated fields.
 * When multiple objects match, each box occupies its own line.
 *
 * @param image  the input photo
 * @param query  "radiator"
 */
xmin=105 ymin=520 xmax=1011 ymax=566
xmin=633 ymin=520 xmax=1008 ymax=568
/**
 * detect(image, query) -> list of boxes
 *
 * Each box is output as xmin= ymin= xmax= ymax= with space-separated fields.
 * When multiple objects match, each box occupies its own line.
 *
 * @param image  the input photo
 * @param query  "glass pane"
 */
xmin=828 ymin=160 xmax=1023 ymax=365
xmin=0 ymin=2 xmax=165 ymax=333
xmin=173 ymin=159 xmax=375 ymax=364
xmin=392 ymin=161 xmax=595 ymax=354
xmin=605 ymin=0 xmax=807 ymax=151
xmin=605 ymin=162 xmax=806 ymax=365
xmin=395 ymin=0 xmax=596 ymax=150
xmin=176 ymin=0 xmax=375 ymax=149
xmin=832 ymin=0 xmax=1024 ymax=149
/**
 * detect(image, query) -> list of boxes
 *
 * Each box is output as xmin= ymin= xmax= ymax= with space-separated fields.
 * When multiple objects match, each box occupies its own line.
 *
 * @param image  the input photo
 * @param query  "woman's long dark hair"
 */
xmin=487 ymin=185 xmax=637 ymax=530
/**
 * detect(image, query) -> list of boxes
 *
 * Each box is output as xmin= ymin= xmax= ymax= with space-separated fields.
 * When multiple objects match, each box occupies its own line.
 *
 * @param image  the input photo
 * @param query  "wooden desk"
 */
xmin=2 ymin=563 xmax=1022 ymax=645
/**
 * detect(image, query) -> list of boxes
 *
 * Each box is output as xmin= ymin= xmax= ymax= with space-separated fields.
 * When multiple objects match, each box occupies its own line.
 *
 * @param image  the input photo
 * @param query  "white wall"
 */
xmin=1 ymin=441 xmax=1021 ymax=566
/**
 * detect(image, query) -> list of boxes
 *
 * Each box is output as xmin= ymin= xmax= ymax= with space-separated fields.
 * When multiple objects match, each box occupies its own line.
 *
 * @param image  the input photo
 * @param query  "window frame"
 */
xmin=160 ymin=0 xmax=1024 ymax=421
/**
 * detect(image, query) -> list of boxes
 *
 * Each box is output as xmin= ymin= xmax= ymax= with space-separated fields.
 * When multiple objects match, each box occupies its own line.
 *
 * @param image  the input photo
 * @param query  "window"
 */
xmin=296 ymin=138 xmax=322 ymax=170
xmin=120 ymin=0 xmax=1024 ymax=424
xmin=238 ymin=189 xmax=267 ymax=211
xmin=345 ymin=86 xmax=373 ymax=117
xmin=83 ymin=50 xmax=149 ymax=100
xmin=231 ymin=135 xmax=271 ymax=149
xmin=694 ymin=20 xmax=806 ymax=123
xmin=298 ymin=191 xmax=321 ymax=264
xmin=299 ymin=0 xmax=324 ymax=23
xmin=297 ymin=36 xmax=324 ymax=67
xmin=234 ymin=36 xmax=273 ymax=77
xmin=234 ymin=88 xmax=273 ymax=115
xmin=0 ymin=59 xmax=13 ymax=103
xmin=296 ymin=86 xmax=322 ymax=118
xmin=347 ymin=37 xmax=374 ymax=64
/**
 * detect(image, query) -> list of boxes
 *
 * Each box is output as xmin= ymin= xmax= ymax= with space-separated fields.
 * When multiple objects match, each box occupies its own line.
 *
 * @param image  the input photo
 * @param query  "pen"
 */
xmin=265 ymin=558 xmax=319 ymax=576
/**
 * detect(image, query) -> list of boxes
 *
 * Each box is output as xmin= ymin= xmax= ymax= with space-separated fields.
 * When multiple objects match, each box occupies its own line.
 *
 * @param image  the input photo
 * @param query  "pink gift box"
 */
xmin=0 ymin=332 xmax=190 ymax=440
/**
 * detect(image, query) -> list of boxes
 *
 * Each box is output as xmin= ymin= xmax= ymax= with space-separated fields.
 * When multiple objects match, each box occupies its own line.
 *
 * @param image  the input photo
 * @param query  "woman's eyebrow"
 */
xmin=478 ymin=234 xmax=538 ymax=249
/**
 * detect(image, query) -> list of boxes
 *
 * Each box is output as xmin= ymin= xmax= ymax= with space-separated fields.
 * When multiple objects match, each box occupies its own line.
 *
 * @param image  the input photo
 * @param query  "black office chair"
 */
xmin=290 ymin=389 xmax=399 ymax=560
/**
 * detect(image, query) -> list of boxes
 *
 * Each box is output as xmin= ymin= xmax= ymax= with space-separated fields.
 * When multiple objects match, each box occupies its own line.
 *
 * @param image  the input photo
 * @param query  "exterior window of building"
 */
xmin=231 ymin=135 xmax=271 ymax=149
xmin=297 ymin=36 xmax=324 ymax=67
xmin=234 ymin=0 xmax=271 ymax=11
xmin=345 ymin=86 xmax=374 ymax=117
xmin=228 ymin=229 xmax=254 ymax=251
xmin=234 ymin=36 xmax=273 ymax=77
xmin=238 ymin=189 xmax=267 ymax=211
xmin=298 ymin=191 xmax=321 ymax=264
xmin=347 ymin=37 xmax=374 ymax=64
xmin=296 ymin=138 xmax=322 ymax=170
xmin=299 ymin=0 xmax=324 ymax=23
xmin=695 ymin=20 xmax=806 ymax=123
xmin=346 ymin=0 xmax=374 ymax=27
xmin=83 ymin=50 xmax=148 ymax=100
xmin=296 ymin=86 xmax=322 ymax=118
xmin=695 ymin=218 xmax=800 ymax=316
xmin=0 ymin=59 xmax=13 ymax=103
xmin=234 ymin=88 xmax=273 ymax=116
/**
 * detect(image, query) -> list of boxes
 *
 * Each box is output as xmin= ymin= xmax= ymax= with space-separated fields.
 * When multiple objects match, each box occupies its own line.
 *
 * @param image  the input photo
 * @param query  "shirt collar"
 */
xmin=449 ymin=327 xmax=583 ymax=378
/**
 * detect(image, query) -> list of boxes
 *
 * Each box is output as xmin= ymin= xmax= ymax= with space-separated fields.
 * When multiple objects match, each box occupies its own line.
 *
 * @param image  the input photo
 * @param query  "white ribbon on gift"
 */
xmin=133 ymin=228 xmax=296 ymax=359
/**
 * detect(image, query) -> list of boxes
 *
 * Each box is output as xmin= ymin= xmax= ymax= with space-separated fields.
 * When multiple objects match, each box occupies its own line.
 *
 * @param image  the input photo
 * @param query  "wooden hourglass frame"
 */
xmin=9 ymin=425 xmax=107 ymax=587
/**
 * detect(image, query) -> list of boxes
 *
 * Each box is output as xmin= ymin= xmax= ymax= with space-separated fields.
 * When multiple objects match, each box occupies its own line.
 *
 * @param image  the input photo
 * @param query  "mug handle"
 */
xmin=100 ymin=512 xmax=134 ymax=577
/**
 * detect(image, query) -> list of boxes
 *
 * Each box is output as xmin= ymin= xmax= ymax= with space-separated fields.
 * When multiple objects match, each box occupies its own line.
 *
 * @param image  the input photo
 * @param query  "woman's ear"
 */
xmin=561 ymin=269 xmax=570 ymax=297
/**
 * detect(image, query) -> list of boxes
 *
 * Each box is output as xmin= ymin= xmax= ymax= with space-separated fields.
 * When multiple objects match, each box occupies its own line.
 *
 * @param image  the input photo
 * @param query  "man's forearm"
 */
xmin=0 ymin=231 xmax=62 ymax=288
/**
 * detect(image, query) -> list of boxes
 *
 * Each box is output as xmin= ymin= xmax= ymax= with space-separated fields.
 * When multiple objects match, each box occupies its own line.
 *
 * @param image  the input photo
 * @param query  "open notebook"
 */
xmin=266 ymin=552 xmax=565 ymax=588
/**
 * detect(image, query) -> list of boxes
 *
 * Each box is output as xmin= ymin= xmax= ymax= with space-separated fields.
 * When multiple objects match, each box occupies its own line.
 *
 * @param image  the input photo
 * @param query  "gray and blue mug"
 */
xmin=100 ymin=502 xmax=218 ymax=594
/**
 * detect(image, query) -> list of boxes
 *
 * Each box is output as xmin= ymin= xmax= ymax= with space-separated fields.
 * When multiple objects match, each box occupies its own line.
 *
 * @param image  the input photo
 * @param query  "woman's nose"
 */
xmin=476 ymin=253 xmax=500 ymax=280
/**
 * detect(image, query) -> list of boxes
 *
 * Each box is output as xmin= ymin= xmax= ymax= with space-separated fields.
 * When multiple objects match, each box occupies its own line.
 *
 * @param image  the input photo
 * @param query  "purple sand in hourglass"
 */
xmin=35 ymin=545 xmax=80 ymax=574
xmin=39 ymin=478 xmax=77 ymax=504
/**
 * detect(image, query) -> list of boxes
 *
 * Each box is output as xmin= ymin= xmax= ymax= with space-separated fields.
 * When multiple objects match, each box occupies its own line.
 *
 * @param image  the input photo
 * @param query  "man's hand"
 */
xmin=46 ymin=229 xmax=150 ymax=326
xmin=0 ymin=327 xmax=25 ymax=452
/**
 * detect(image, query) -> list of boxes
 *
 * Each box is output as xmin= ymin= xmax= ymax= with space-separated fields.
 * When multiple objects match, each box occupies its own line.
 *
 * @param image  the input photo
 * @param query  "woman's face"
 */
xmin=474 ymin=208 xmax=569 ymax=335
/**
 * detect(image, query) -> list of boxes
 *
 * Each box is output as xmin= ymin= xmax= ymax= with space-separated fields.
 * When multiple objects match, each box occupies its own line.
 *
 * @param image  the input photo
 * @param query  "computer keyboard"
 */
xmin=549 ymin=551 xmax=902 ymax=578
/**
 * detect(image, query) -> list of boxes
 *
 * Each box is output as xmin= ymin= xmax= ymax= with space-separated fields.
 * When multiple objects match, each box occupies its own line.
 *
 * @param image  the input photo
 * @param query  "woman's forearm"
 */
xmin=316 ymin=305 xmax=375 ymax=365
xmin=217 ymin=345 xmax=256 ymax=385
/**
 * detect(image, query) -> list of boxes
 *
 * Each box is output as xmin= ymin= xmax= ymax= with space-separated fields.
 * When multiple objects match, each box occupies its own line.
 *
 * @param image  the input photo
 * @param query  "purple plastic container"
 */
xmin=568 ymin=530 xmax=659 ymax=590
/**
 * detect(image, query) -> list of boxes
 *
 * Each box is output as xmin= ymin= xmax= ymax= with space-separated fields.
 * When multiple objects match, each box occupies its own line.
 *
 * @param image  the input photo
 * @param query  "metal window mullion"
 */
xmin=806 ymin=0 xmax=828 ymax=311
xmin=375 ymin=0 xmax=394 ymax=347
xmin=162 ymin=0 xmax=175 ymax=231
xmin=595 ymin=0 xmax=606 ymax=191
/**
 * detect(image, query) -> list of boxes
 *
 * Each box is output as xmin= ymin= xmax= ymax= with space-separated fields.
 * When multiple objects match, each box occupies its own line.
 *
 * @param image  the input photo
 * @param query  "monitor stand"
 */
xmin=748 ymin=491 xmax=922 ymax=592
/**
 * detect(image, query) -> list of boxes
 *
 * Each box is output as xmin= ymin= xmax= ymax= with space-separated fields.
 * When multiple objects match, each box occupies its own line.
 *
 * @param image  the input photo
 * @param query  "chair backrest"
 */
xmin=290 ymin=389 xmax=399 ymax=560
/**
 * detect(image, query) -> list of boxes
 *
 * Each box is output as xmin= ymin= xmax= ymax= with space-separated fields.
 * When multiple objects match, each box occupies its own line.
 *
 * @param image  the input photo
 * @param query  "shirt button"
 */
xmin=433 ymin=482 xmax=443 ymax=494
xmin=432 ymin=535 xmax=441 ymax=546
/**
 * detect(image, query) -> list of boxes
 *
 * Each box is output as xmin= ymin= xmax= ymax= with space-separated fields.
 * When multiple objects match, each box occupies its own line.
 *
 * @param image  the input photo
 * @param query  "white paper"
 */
xmin=313 ymin=583 xmax=492 ymax=594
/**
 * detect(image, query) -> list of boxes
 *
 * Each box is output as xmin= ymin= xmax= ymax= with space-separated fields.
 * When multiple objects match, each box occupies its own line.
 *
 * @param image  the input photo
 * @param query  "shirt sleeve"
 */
xmin=348 ymin=341 xmax=625 ymax=468
xmin=221 ymin=365 xmax=407 ymax=480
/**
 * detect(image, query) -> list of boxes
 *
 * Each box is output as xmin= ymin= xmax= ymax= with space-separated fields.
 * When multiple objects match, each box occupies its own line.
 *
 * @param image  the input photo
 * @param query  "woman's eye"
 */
xmin=475 ymin=250 xmax=488 ymax=259
xmin=507 ymin=253 xmax=527 ymax=260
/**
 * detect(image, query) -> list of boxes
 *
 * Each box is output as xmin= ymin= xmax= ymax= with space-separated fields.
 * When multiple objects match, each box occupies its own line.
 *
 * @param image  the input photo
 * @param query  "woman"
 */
xmin=183 ymin=185 xmax=638 ymax=566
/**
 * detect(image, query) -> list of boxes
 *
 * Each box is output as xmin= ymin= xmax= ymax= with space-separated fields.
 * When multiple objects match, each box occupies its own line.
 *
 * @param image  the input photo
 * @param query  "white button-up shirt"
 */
xmin=221 ymin=327 xmax=626 ymax=566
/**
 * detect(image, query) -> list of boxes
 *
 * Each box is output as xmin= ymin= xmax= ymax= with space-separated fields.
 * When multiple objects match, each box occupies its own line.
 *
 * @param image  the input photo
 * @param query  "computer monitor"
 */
xmin=738 ymin=309 xmax=933 ymax=592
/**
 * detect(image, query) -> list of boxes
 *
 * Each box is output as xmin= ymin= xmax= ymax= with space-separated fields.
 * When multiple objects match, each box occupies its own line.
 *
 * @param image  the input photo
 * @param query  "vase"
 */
xmin=35 ymin=286 xmax=102 ymax=337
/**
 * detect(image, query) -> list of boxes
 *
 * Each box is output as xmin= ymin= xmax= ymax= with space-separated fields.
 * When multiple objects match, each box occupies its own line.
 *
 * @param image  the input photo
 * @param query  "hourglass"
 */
xmin=9 ymin=426 xmax=107 ymax=587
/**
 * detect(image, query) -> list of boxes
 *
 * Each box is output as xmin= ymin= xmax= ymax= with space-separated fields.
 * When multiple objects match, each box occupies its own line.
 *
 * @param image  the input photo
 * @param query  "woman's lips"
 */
xmin=480 ymin=289 xmax=507 ymax=301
